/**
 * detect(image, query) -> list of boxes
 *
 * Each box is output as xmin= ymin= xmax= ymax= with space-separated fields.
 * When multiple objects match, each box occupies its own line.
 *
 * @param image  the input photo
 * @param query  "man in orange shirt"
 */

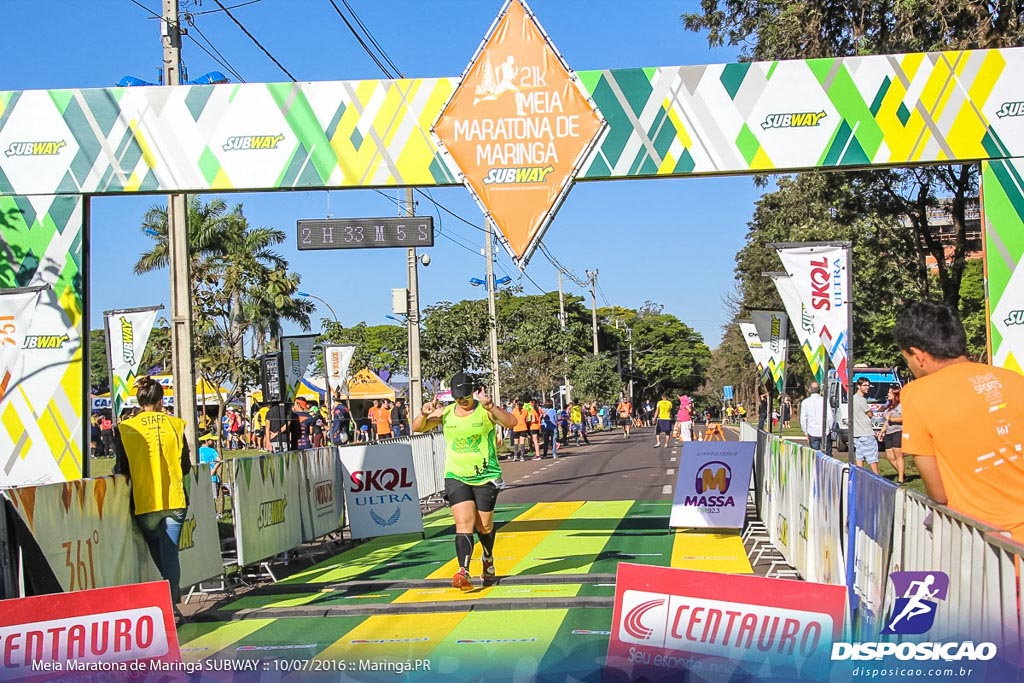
xmin=895 ymin=300 xmax=1024 ymax=542
xmin=375 ymin=399 xmax=393 ymax=441
xmin=617 ymin=397 xmax=632 ymax=438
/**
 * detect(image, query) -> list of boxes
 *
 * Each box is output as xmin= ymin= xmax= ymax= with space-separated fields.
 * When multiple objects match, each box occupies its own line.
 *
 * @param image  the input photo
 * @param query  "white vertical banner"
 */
xmin=767 ymin=273 xmax=827 ymax=384
xmin=775 ymin=243 xmax=851 ymax=384
xmin=0 ymin=286 xmax=83 ymax=487
xmin=339 ymin=443 xmax=424 ymax=539
xmin=298 ymin=447 xmax=345 ymax=542
xmin=738 ymin=319 xmax=771 ymax=380
xmin=750 ymin=310 xmax=788 ymax=393
xmin=811 ymin=453 xmax=848 ymax=586
xmin=280 ymin=334 xmax=318 ymax=401
xmin=103 ymin=306 xmax=161 ymax=421
xmin=323 ymin=344 xmax=356 ymax=399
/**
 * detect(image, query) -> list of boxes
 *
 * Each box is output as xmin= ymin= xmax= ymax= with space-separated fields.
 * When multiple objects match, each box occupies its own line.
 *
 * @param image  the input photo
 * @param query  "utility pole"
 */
xmin=405 ymin=189 xmax=423 ymax=419
xmin=586 ymin=269 xmax=599 ymax=355
xmin=485 ymin=221 xmax=501 ymax=406
xmin=163 ymin=0 xmax=197 ymax=461
xmin=557 ymin=270 xmax=570 ymax=406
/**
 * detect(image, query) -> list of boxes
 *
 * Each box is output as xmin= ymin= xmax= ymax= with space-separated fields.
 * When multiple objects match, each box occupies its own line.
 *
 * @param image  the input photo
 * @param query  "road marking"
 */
xmin=662 ymin=484 xmax=672 ymax=495
xmin=667 ymin=469 xmax=674 ymax=475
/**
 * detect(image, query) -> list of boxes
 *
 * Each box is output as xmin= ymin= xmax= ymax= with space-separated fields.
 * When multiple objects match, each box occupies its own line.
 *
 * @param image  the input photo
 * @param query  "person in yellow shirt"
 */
xmin=654 ymin=393 xmax=673 ymax=448
xmin=113 ymin=376 xmax=191 ymax=618
xmin=896 ymin=300 xmax=1024 ymax=542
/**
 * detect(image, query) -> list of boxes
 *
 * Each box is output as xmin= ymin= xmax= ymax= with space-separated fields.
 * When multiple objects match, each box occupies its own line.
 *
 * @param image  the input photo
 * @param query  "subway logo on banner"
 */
xmin=483 ymin=165 xmax=555 ymax=184
xmin=5 ymin=140 xmax=66 ymax=157
xmin=22 ymin=334 xmax=69 ymax=349
xmin=257 ymin=498 xmax=287 ymax=529
xmin=222 ymin=134 xmax=284 ymax=151
xmin=761 ymin=111 xmax=827 ymax=129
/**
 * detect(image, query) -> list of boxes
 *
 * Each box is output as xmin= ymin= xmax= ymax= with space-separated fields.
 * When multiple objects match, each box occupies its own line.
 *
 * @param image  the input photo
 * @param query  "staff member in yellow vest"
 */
xmin=113 ymin=376 xmax=191 ymax=617
xmin=412 ymin=372 xmax=517 ymax=591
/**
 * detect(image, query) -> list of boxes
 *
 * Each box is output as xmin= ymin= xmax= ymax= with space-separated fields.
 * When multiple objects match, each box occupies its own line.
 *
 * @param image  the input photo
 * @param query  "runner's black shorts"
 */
xmin=883 ymin=431 xmax=902 ymax=451
xmin=512 ymin=429 xmax=529 ymax=439
xmin=444 ymin=477 xmax=500 ymax=511
xmin=656 ymin=419 xmax=673 ymax=434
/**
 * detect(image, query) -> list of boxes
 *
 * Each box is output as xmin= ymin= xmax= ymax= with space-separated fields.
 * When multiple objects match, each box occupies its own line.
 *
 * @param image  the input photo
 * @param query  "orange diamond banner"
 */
xmin=433 ymin=0 xmax=604 ymax=264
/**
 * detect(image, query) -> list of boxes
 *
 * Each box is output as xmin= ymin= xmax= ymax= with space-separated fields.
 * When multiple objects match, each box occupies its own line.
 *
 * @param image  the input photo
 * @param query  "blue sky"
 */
xmin=1 ymin=0 xmax=765 ymax=347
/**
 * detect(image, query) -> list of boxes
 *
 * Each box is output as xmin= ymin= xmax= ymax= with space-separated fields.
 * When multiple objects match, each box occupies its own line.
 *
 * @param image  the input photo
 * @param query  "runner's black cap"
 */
xmin=450 ymin=372 xmax=475 ymax=399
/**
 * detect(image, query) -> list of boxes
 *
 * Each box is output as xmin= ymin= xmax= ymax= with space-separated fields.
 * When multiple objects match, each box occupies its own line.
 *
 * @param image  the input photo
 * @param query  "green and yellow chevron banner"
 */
xmin=983 ymin=159 xmax=1024 ymax=373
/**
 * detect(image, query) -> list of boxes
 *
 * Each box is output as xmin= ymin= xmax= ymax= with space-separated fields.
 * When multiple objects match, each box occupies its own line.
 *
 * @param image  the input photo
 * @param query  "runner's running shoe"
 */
xmin=452 ymin=568 xmax=473 ymax=592
xmin=481 ymin=557 xmax=497 ymax=587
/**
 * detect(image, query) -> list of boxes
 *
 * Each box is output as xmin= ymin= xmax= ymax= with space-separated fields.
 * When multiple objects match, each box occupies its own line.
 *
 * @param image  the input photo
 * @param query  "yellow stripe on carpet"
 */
xmin=670 ymin=530 xmax=753 ymax=573
xmin=317 ymin=612 xmax=466 ymax=661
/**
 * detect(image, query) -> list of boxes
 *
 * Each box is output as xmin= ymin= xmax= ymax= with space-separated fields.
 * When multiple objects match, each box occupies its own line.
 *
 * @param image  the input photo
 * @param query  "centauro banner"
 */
xmin=232 ymin=452 xmax=303 ymax=566
xmin=339 ymin=443 xmax=423 ymax=540
xmin=280 ymin=334 xmax=318 ymax=402
xmin=323 ymin=344 xmax=356 ymax=400
xmin=2 ymin=476 xmax=144 ymax=591
xmin=432 ymin=0 xmax=603 ymax=264
xmin=738 ymin=319 xmax=771 ymax=380
xmin=298 ymin=447 xmax=345 ymax=542
xmin=0 ymin=285 xmax=82 ymax=487
xmin=103 ymin=305 xmax=161 ymax=422
xmin=776 ymin=243 xmax=851 ymax=384
xmin=750 ymin=310 xmax=788 ymax=393
xmin=768 ymin=272 xmax=827 ymax=383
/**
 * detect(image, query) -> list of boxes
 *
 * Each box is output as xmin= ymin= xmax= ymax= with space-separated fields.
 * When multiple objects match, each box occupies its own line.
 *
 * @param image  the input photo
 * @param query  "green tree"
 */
xmin=319 ymin=321 xmax=408 ymax=378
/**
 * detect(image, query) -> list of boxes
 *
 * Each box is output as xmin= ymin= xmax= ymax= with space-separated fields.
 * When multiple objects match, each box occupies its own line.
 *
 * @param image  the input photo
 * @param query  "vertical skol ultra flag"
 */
xmin=281 ymin=335 xmax=318 ymax=401
xmin=104 ymin=306 xmax=162 ymax=422
xmin=323 ymin=344 xmax=356 ymax=400
xmin=767 ymin=272 xmax=826 ymax=384
xmin=739 ymin=319 xmax=771 ymax=380
xmin=751 ymin=310 xmax=788 ymax=393
xmin=776 ymin=243 xmax=850 ymax=384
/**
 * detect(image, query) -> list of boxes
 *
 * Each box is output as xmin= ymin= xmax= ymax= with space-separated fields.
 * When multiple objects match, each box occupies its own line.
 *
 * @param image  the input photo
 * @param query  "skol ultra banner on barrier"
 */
xmin=670 ymin=441 xmax=754 ymax=529
xmin=983 ymin=158 xmax=1024 ymax=374
xmin=103 ymin=306 xmax=161 ymax=423
xmin=750 ymin=310 xmax=788 ymax=393
xmin=606 ymin=563 xmax=846 ymax=681
xmin=0 ymin=581 xmax=181 ymax=679
xmin=776 ymin=243 xmax=851 ymax=384
xmin=323 ymin=344 xmax=356 ymax=400
xmin=0 ymin=285 xmax=83 ymax=487
xmin=738 ymin=319 xmax=771 ymax=380
xmin=177 ymin=464 xmax=223 ymax=590
xmin=232 ymin=453 xmax=303 ymax=566
xmin=339 ymin=442 xmax=423 ymax=539
xmin=2 ymin=476 xmax=144 ymax=591
xmin=298 ymin=447 xmax=345 ymax=543
xmin=810 ymin=453 xmax=848 ymax=587
xmin=768 ymin=272 xmax=827 ymax=383
xmin=280 ymin=335 xmax=318 ymax=402
xmin=432 ymin=0 xmax=604 ymax=264
xmin=847 ymin=467 xmax=898 ymax=641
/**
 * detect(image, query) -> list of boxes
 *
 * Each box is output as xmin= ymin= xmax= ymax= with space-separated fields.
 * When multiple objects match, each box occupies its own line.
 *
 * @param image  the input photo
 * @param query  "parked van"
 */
xmin=828 ymin=365 xmax=902 ymax=452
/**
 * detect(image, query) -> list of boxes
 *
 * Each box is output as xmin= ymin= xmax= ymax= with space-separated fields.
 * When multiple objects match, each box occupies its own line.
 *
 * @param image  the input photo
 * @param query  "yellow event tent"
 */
xmin=91 ymin=375 xmax=231 ymax=410
xmin=247 ymin=368 xmax=395 ymax=405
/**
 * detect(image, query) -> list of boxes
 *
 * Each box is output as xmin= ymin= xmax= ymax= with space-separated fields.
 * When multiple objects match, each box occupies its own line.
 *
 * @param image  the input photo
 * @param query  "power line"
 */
xmin=326 ymin=0 xmax=398 ymax=78
xmin=190 ymin=0 xmax=263 ymax=15
xmin=212 ymin=0 xmax=297 ymax=81
xmin=183 ymin=14 xmax=246 ymax=82
xmin=340 ymin=0 xmax=404 ymax=77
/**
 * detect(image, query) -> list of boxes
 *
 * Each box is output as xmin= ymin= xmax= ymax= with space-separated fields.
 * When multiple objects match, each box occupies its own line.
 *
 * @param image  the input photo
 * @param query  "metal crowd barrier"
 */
xmin=371 ymin=432 xmax=446 ymax=501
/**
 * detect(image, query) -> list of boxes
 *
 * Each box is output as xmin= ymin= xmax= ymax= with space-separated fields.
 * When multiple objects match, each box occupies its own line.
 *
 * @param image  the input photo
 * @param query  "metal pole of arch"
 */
xmin=405 ymin=188 xmax=423 ymax=419
xmin=163 ymin=0 xmax=197 ymax=462
xmin=485 ymin=220 xmax=501 ymax=406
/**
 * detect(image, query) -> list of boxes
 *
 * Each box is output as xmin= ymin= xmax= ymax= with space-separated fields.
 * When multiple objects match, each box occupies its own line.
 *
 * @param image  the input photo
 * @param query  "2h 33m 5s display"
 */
xmin=297 ymin=217 xmax=434 ymax=251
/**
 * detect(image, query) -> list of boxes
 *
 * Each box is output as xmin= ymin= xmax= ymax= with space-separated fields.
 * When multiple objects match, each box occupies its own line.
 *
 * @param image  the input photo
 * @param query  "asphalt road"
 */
xmin=494 ymin=424 xmax=739 ymax=504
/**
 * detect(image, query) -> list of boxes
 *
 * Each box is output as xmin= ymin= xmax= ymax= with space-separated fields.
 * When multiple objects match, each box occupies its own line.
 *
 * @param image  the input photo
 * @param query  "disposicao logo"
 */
xmin=222 ymin=134 xmax=285 ymax=151
xmin=882 ymin=571 xmax=948 ymax=635
xmin=5 ymin=140 xmax=66 ymax=157
xmin=761 ymin=111 xmax=827 ymax=129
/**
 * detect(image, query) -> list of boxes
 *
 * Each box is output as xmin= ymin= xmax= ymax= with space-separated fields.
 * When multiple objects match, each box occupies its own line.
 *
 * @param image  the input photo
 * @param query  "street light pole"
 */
xmin=405 ymin=188 xmax=423 ymax=419
xmin=485 ymin=220 xmax=501 ymax=406
xmin=163 ymin=0 xmax=197 ymax=462
xmin=586 ymin=269 xmax=599 ymax=355
xmin=296 ymin=291 xmax=338 ymax=324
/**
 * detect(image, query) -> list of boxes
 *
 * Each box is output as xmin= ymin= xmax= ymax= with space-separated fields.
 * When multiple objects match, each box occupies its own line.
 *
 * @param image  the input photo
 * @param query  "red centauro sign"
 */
xmin=606 ymin=563 xmax=846 ymax=681
xmin=0 ymin=581 xmax=180 ymax=680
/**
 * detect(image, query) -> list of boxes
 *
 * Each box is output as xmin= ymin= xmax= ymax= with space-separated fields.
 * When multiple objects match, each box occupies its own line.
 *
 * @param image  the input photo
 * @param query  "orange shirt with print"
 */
xmin=375 ymin=407 xmax=392 ymax=435
xmin=524 ymin=404 xmax=541 ymax=432
xmin=901 ymin=361 xmax=1024 ymax=542
xmin=512 ymin=407 xmax=527 ymax=432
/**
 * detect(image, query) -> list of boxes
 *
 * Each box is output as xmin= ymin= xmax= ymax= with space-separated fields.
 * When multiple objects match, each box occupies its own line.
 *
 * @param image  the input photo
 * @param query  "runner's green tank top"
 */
xmin=442 ymin=402 xmax=500 ymax=485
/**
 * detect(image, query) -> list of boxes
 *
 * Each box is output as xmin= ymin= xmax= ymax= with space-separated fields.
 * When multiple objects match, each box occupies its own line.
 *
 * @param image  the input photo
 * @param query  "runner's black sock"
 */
xmin=477 ymin=529 xmax=495 ymax=559
xmin=455 ymin=533 xmax=474 ymax=571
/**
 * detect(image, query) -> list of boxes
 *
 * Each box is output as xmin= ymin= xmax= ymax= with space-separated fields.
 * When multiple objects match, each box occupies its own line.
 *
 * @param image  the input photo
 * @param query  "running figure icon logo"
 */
xmin=881 ymin=571 xmax=949 ymax=635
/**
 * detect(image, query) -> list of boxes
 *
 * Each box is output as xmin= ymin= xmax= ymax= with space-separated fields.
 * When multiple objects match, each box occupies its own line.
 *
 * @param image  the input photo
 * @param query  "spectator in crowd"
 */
xmin=290 ymin=397 xmax=312 ymax=450
xmin=100 ymin=413 xmax=114 ymax=456
xmin=676 ymin=394 xmax=694 ymax=443
xmin=653 ymin=393 xmax=673 ymax=448
xmin=799 ymin=381 xmax=833 ymax=452
xmin=331 ymin=400 xmax=352 ymax=445
xmin=375 ymin=399 xmax=393 ymax=441
xmin=541 ymin=400 xmax=559 ymax=458
xmin=197 ymin=439 xmax=223 ymax=499
xmin=308 ymin=405 xmax=326 ymax=448
xmin=852 ymin=377 xmax=880 ymax=474
xmin=265 ymin=401 xmax=291 ymax=453
xmin=113 ymin=376 xmax=190 ymax=622
xmin=524 ymin=397 xmax=542 ymax=460
xmin=617 ymin=396 xmax=632 ymax=438
xmin=757 ymin=392 xmax=769 ymax=432
xmin=557 ymin=403 xmax=570 ymax=446
xmin=510 ymin=399 xmax=528 ymax=461
xmin=391 ymin=398 xmax=409 ymax=437
xmin=251 ymin=403 xmax=268 ymax=449
xmin=90 ymin=413 xmax=102 ymax=458
xmin=412 ymin=372 xmax=517 ymax=591
xmin=782 ymin=395 xmax=793 ymax=429
xmin=880 ymin=387 xmax=905 ymax=485
xmin=643 ymin=399 xmax=654 ymax=427
xmin=569 ymin=399 xmax=589 ymax=446
xmin=367 ymin=400 xmax=380 ymax=442
xmin=896 ymin=300 xmax=1024 ymax=542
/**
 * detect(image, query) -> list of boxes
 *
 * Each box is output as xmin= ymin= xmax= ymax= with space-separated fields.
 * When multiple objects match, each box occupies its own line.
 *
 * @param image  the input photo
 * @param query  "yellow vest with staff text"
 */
xmin=117 ymin=411 xmax=188 ymax=514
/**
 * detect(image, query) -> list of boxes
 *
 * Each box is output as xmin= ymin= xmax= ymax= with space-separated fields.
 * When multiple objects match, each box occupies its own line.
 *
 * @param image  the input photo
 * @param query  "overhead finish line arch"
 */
xmin=3 ymin=0 xmax=1024 ymax=485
